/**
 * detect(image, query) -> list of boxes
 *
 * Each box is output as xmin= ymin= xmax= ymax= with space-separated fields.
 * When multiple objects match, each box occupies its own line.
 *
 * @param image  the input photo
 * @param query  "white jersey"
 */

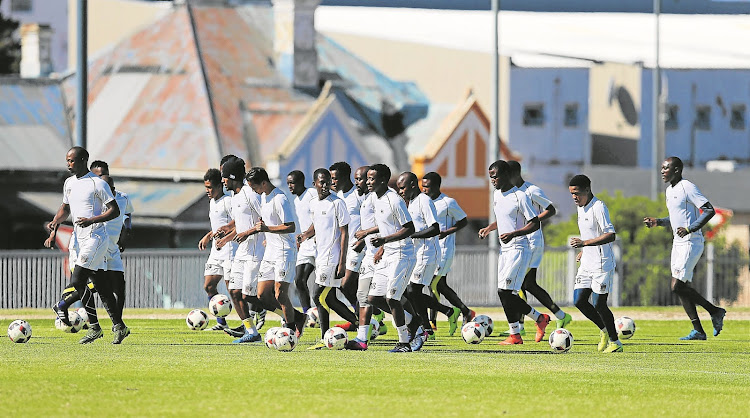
xmin=432 ymin=193 xmax=467 ymax=256
xmin=407 ymin=193 xmax=440 ymax=263
xmin=338 ymin=186 xmax=366 ymax=248
xmin=360 ymin=193 xmax=377 ymax=257
xmin=260 ymin=187 xmax=296 ymax=259
xmin=666 ymin=179 xmax=709 ymax=244
xmin=209 ymin=193 xmax=236 ymax=260
xmin=518 ymin=181 xmax=553 ymax=248
xmin=232 ymin=185 xmax=265 ymax=261
xmin=373 ymin=189 xmax=414 ymax=257
xmin=310 ymin=194 xmax=350 ymax=265
xmin=105 ymin=190 xmax=134 ymax=251
xmin=492 ymin=187 xmax=537 ymax=249
xmin=63 ymin=172 xmax=116 ymax=238
xmin=293 ymin=188 xmax=318 ymax=256
xmin=577 ymin=196 xmax=616 ymax=273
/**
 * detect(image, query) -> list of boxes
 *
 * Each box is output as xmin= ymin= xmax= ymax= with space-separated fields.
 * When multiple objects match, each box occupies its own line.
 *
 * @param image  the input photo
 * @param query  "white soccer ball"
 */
xmin=615 ymin=316 xmax=636 ymax=339
xmin=209 ymin=294 xmax=232 ymax=318
xmin=186 ymin=309 xmax=209 ymax=330
xmin=8 ymin=319 xmax=32 ymax=343
xmin=273 ymin=327 xmax=298 ymax=351
xmin=323 ymin=326 xmax=348 ymax=350
xmin=55 ymin=311 xmax=84 ymax=333
xmin=306 ymin=307 xmax=319 ymax=328
xmin=473 ymin=314 xmax=494 ymax=336
xmin=461 ymin=321 xmax=486 ymax=344
xmin=76 ymin=307 xmax=89 ymax=328
xmin=548 ymin=328 xmax=574 ymax=353
xmin=370 ymin=320 xmax=381 ymax=340
xmin=265 ymin=327 xmax=281 ymax=349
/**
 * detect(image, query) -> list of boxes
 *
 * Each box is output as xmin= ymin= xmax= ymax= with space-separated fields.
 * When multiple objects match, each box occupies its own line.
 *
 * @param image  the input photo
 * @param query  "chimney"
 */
xmin=20 ymin=23 xmax=53 ymax=78
xmin=272 ymin=0 xmax=320 ymax=89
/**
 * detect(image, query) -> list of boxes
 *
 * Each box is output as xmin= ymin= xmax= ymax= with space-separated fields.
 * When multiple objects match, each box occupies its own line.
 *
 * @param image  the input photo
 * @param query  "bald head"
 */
xmin=396 ymin=171 xmax=419 ymax=201
xmin=354 ymin=166 xmax=370 ymax=195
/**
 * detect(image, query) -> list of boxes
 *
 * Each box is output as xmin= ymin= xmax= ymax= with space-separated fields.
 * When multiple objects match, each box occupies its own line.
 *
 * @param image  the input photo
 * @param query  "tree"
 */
xmin=0 ymin=0 xmax=21 ymax=74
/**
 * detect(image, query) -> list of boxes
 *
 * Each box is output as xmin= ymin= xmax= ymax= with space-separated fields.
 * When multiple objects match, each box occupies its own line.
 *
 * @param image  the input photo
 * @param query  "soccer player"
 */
xmin=45 ymin=146 xmax=122 ymax=344
xmin=198 ymin=168 xmax=240 ymax=336
xmin=298 ymin=168 xmax=359 ymax=349
xmin=478 ymin=160 xmax=550 ymax=345
xmin=568 ymin=174 xmax=622 ymax=353
xmin=397 ymin=172 xmax=461 ymax=339
xmin=644 ymin=156 xmax=726 ymax=340
xmin=421 ymin=172 xmax=476 ymax=333
xmin=287 ymin=170 xmax=317 ymax=314
xmin=506 ymin=161 xmax=572 ymax=335
xmin=246 ymin=167 xmax=307 ymax=336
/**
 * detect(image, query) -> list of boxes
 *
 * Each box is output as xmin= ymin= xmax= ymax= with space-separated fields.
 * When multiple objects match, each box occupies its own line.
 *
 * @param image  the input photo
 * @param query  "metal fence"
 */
xmin=1 ymin=245 xmax=748 ymax=309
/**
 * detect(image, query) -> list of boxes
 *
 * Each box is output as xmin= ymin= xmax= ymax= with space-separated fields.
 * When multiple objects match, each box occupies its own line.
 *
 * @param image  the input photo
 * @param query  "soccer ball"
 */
xmin=273 ymin=327 xmax=298 ymax=351
xmin=265 ymin=327 xmax=281 ymax=349
xmin=323 ymin=326 xmax=348 ymax=350
xmin=615 ymin=317 xmax=636 ymax=339
xmin=548 ymin=328 xmax=574 ymax=353
xmin=473 ymin=314 xmax=494 ymax=336
xmin=76 ymin=307 xmax=89 ymax=328
xmin=55 ymin=311 xmax=84 ymax=333
xmin=8 ymin=319 xmax=32 ymax=343
xmin=306 ymin=307 xmax=319 ymax=328
xmin=209 ymin=294 xmax=232 ymax=318
xmin=186 ymin=309 xmax=209 ymax=330
xmin=461 ymin=321 xmax=486 ymax=344
xmin=370 ymin=320 xmax=381 ymax=340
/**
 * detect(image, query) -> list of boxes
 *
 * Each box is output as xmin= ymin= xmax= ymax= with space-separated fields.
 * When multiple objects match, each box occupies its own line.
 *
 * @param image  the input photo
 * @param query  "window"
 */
xmin=10 ymin=0 xmax=32 ymax=12
xmin=695 ymin=106 xmax=711 ymax=130
xmin=730 ymin=104 xmax=746 ymax=130
xmin=523 ymin=104 xmax=545 ymax=127
xmin=665 ymin=104 xmax=679 ymax=130
xmin=564 ymin=103 xmax=578 ymax=127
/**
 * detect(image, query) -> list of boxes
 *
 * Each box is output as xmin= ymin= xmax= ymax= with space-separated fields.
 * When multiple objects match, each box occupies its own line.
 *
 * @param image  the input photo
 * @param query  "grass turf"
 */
xmin=1 ymin=310 xmax=748 ymax=417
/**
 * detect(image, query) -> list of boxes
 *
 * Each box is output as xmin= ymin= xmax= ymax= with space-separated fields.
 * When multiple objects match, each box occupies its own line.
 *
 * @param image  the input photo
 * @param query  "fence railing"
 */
xmin=0 ymin=244 xmax=748 ymax=309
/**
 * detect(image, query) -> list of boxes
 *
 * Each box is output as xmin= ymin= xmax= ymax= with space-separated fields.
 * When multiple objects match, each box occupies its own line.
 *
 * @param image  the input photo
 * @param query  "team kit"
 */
xmin=45 ymin=147 xmax=726 ymax=351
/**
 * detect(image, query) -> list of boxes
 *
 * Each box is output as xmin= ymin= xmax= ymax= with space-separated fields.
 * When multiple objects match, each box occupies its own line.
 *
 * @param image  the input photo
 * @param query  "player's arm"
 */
xmin=258 ymin=220 xmax=295 ymax=234
xmin=478 ymin=221 xmax=497 ymax=239
xmin=216 ymin=229 xmax=237 ymax=250
xmin=46 ymin=203 xmax=71 ymax=232
xmin=500 ymin=217 xmax=540 ymax=244
xmin=297 ymin=223 xmax=316 ymax=243
xmin=677 ymin=202 xmax=715 ymax=237
xmin=198 ymin=230 xmax=213 ymax=250
xmin=76 ymin=200 xmax=120 ymax=227
xmin=354 ymin=225 xmax=378 ymax=240
xmin=537 ymin=204 xmax=556 ymax=222
xmin=215 ymin=220 xmax=235 ymax=238
xmin=439 ymin=217 xmax=467 ymax=239
xmin=336 ymin=225 xmax=348 ymax=278
xmin=643 ymin=216 xmax=669 ymax=228
xmin=570 ymin=232 xmax=615 ymax=248
xmin=370 ymin=221 xmax=415 ymax=247
xmin=412 ymin=222 xmax=439 ymax=239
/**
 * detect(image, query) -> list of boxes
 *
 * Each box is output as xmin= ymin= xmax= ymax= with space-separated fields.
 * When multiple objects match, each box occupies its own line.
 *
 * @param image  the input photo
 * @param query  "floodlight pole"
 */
xmin=650 ymin=0 xmax=662 ymax=201
xmin=75 ymin=0 xmax=87 ymax=148
xmin=488 ymin=0 xmax=500 ymax=286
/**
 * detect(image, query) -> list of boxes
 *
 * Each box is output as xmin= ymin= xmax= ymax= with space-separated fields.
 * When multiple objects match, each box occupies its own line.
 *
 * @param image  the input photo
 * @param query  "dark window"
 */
xmin=10 ymin=0 xmax=32 ymax=12
xmin=695 ymin=106 xmax=711 ymax=130
xmin=665 ymin=104 xmax=679 ymax=130
xmin=730 ymin=104 xmax=746 ymax=130
xmin=523 ymin=104 xmax=545 ymax=127
xmin=564 ymin=103 xmax=578 ymax=127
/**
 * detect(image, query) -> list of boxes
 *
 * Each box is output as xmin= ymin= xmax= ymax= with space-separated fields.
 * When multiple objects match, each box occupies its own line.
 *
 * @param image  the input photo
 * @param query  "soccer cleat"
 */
xmin=205 ymin=323 xmax=227 ymax=331
xmin=462 ymin=309 xmax=477 ymax=326
xmin=410 ymin=331 xmax=427 ymax=352
xmin=345 ymin=338 xmax=368 ymax=351
xmin=425 ymin=328 xmax=435 ymax=340
xmin=223 ymin=325 xmax=246 ymax=338
xmin=534 ymin=314 xmax=551 ymax=343
xmin=79 ymin=325 xmax=103 ymax=344
xmin=498 ymin=328 xmax=526 ymax=337
xmin=407 ymin=322 xmax=422 ymax=343
xmin=679 ymin=330 xmax=707 ymax=341
xmin=597 ymin=330 xmax=608 ymax=352
xmin=233 ymin=333 xmax=261 ymax=344
xmin=556 ymin=312 xmax=573 ymax=329
xmin=447 ymin=307 xmax=461 ymax=336
xmin=388 ymin=342 xmax=412 ymax=353
xmin=307 ymin=341 xmax=327 ymax=350
xmin=256 ymin=310 xmax=267 ymax=330
xmin=378 ymin=321 xmax=388 ymax=336
xmin=293 ymin=313 xmax=307 ymax=339
xmin=112 ymin=324 xmax=130 ymax=344
xmin=338 ymin=322 xmax=357 ymax=332
xmin=711 ymin=308 xmax=726 ymax=336
xmin=498 ymin=334 xmax=523 ymax=345
xmin=374 ymin=310 xmax=385 ymax=323
xmin=53 ymin=305 xmax=71 ymax=327
xmin=603 ymin=340 xmax=623 ymax=353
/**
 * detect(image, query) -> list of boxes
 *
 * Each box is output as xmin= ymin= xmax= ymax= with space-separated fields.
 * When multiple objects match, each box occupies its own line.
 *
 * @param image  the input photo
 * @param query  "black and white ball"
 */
xmin=208 ymin=294 xmax=232 ymax=318
xmin=473 ymin=314 xmax=494 ymax=336
xmin=615 ymin=317 xmax=636 ymax=339
xmin=548 ymin=328 xmax=573 ymax=353
xmin=186 ymin=309 xmax=209 ymax=330
xmin=8 ymin=319 xmax=32 ymax=343
xmin=461 ymin=321 xmax=486 ymax=344
xmin=55 ymin=311 xmax=84 ymax=333
xmin=323 ymin=326 xmax=348 ymax=350
xmin=273 ymin=327 xmax=298 ymax=351
xmin=306 ymin=307 xmax=319 ymax=328
xmin=265 ymin=327 xmax=281 ymax=349
xmin=76 ymin=307 xmax=89 ymax=329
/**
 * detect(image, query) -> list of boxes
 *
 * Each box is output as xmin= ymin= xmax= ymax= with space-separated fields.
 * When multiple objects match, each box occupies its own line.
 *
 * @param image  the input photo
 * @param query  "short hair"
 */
xmin=313 ymin=168 xmax=330 ymax=181
xmin=667 ymin=156 xmax=684 ymax=171
xmin=69 ymin=146 xmax=89 ymax=162
xmin=507 ymin=160 xmax=521 ymax=175
xmin=489 ymin=160 xmax=509 ymax=175
xmin=204 ymin=168 xmax=222 ymax=186
xmin=287 ymin=170 xmax=305 ymax=183
xmin=90 ymin=160 xmax=109 ymax=174
xmin=569 ymin=174 xmax=591 ymax=189
xmin=369 ymin=163 xmax=391 ymax=182
xmin=221 ymin=158 xmax=246 ymax=181
xmin=422 ymin=172 xmax=442 ymax=188
xmin=220 ymin=154 xmax=239 ymax=166
xmin=246 ymin=166 xmax=270 ymax=185
xmin=399 ymin=171 xmax=418 ymax=185
xmin=329 ymin=161 xmax=351 ymax=178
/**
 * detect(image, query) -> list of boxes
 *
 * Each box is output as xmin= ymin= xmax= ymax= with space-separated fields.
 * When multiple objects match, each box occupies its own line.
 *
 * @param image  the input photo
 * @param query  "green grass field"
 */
xmin=1 ymin=308 xmax=748 ymax=417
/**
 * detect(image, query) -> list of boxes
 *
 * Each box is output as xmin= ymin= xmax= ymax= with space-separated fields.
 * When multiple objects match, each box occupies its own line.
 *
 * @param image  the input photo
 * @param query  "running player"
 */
xmin=287 ymin=170 xmax=317 ymax=314
xmin=478 ymin=160 xmax=550 ymax=345
xmin=644 ymin=157 xmax=726 ymax=340
xmin=506 ymin=161 xmax=571 ymax=336
xmin=568 ymin=174 xmax=622 ymax=352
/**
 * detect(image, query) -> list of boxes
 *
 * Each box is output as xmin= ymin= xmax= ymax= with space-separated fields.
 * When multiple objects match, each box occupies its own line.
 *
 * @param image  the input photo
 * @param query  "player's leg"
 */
xmin=434 ymin=275 xmax=473 ymax=322
xmin=672 ymin=278 xmax=707 ymax=339
xmin=523 ymin=268 xmax=571 ymax=328
xmin=112 ymin=270 xmax=126 ymax=322
xmin=573 ymin=283 xmax=609 ymax=351
xmin=204 ymin=273 xmax=229 ymax=330
xmin=348 ymin=263 xmax=375 ymax=349
xmin=338 ymin=250 xmax=364 ymax=330
xmin=671 ymin=242 xmax=713 ymax=339
xmin=54 ymin=264 xmax=90 ymax=325
xmin=592 ymin=292 xmax=622 ymax=353
xmin=294 ymin=262 xmax=315 ymax=313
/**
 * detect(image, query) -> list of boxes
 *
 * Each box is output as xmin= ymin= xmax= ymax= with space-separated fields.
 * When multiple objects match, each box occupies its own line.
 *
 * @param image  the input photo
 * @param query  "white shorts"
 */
xmin=105 ymin=247 xmax=124 ymax=272
xmin=258 ymin=256 xmax=296 ymax=283
xmin=436 ymin=246 xmax=454 ymax=277
xmin=228 ymin=259 xmax=260 ymax=296
xmin=75 ymin=228 xmax=109 ymax=271
xmin=296 ymin=254 xmax=315 ymax=267
xmin=205 ymin=257 xmax=232 ymax=277
xmin=409 ymin=258 xmax=438 ymax=286
xmin=359 ymin=254 xmax=375 ymax=279
xmin=496 ymin=247 xmax=531 ymax=292
xmin=346 ymin=248 xmax=365 ymax=272
xmin=575 ymin=269 xmax=614 ymax=295
xmin=528 ymin=244 xmax=544 ymax=269
xmin=370 ymin=255 xmax=415 ymax=300
xmin=315 ymin=263 xmax=341 ymax=287
xmin=671 ymin=241 xmax=703 ymax=282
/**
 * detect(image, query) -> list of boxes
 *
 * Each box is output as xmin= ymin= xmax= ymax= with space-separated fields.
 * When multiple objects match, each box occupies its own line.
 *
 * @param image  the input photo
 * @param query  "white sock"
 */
xmin=526 ymin=307 xmax=541 ymax=322
xmin=509 ymin=321 xmax=521 ymax=335
xmin=397 ymin=325 xmax=409 ymax=343
xmin=357 ymin=325 xmax=368 ymax=342
xmin=519 ymin=323 xmax=525 ymax=331
xmin=554 ymin=309 xmax=566 ymax=320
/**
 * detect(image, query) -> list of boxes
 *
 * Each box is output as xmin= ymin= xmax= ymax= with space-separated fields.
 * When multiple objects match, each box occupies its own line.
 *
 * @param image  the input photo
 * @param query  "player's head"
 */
xmin=220 ymin=154 xmax=239 ymax=168
xmin=100 ymin=174 xmax=116 ymax=194
xmin=313 ymin=168 xmax=332 ymax=199
xmin=221 ymin=158 xmax=246 ymax=192
xmin=286 ymin=170 xmax=305 ymax=196
xmin=488 ymin=160 xmax=510 ymax=190
xmin=568 ymin=174 xmax=592 ymax=207
xmin=421 ymin=172 xmax=441 ymax=198
xmin=90 ymin=160 xmax=109 ymax=176
xmin=354 ymin=166 xmax=370 ymax=195
xmin=507 ymin=160 xmax=522 ymax=185
xmin=367 ymin=163 xmax=390 ymax=194
xmin=246 ymin=166 xmax=271 ymax=194
xmin=396 ymin=171 xmax=419 ymax=201
xmin=329 ymin=161 xmax=351 ymax=192
xmin=662 ymin=156 xmax=684 ymax=184
xmin=204 ymin=168 xmax=224 ymax=200
xmin=66 ymin=146 xmax=89 ymax=175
